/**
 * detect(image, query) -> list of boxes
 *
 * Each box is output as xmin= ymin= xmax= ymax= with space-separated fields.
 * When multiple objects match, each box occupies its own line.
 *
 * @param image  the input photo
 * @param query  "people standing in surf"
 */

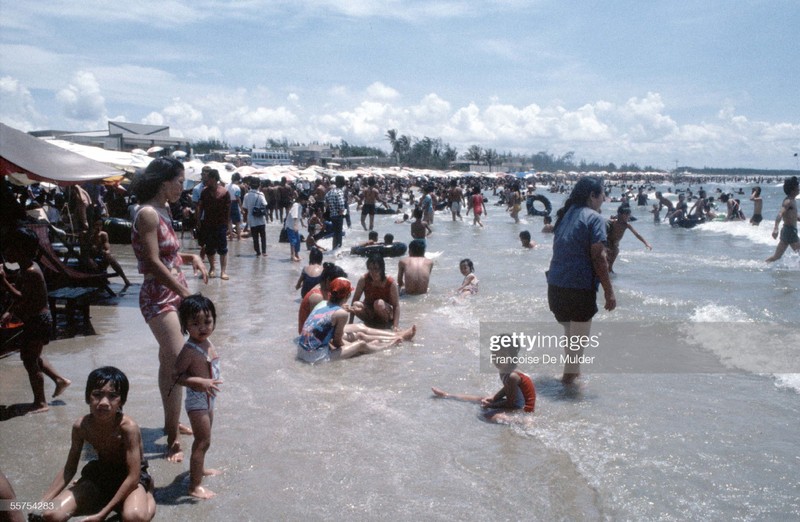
xmin=197 ymin=169 xmax=231 ymax=280
xmin=750 ymin=186 xmax=763 ymax=226
xmin=174 ymin=294 xmax=223 ymax=499
xmin=765 ymin=176 xmax=800 ymax=263
xmin=506 ymin=182 xmax=522 ymax=224
xmin=448 ymin=179 xmax=465 ymax=221
xmin=324 ymin=176 xmax=347 ymax=250
xmin=546 ymin=176 xmax=615 ymax=385
xmin=431 ymin=339 xmax=535 ymax=424
xmin=466 ymin=186 xmax=487 ymax=227
xmin=605 ymin=204 xmax=652 ymax=273
xmin=131 ymin=157 xmax=208 ymax=462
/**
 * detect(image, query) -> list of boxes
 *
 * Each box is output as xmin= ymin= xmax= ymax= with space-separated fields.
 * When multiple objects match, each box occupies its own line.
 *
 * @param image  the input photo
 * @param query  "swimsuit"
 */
xmin=299 ymin=270 xmax=323 ymax=299
xmin=461 ymin=275 xmax=479 ymax=295
xmin=182 ymin=340 xmax=221 ymax=413
xmin=297 ymin=303 xmax=340 ymax=363
xmin=780 ymin=225 xmax=799 ymax=244
xmin=132 ymin=206 xmax=186 ymax=322
xmin=502 ymin=371 xmax=536 ymax=412
xmin=471 ymin=194 xmax=483 ymax=215
xmin=78 ymin=459 xmax=153 ymax=507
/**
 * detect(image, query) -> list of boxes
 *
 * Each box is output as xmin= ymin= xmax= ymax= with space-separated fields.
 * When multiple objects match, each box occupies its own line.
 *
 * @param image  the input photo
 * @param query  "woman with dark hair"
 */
xmin=295 ymin=247 xmax=324 ymax=298
xmin=130 ymin=157 xmax=208 ymax=462
xmin=349 ymin=254 xmax=400 ymax=330
xmin=546 ymin=176 xmax=615 ymax=385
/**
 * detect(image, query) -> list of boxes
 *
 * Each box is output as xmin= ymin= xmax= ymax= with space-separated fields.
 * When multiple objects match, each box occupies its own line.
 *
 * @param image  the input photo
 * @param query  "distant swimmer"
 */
xmin=431 ymin=338 xmax=535 ymax=424
xmin=519 ymin=230 xmax=536 ymax=249
xmin=750 ymin=186 xmax=763 ymax=226
xmin=765 ymin=176 xmax=800 ymax=263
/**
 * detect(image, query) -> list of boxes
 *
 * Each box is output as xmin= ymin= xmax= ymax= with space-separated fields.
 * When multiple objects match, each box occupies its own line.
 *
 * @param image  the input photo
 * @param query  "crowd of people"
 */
xmin=1 ymin=161 xmax=798 ymax=519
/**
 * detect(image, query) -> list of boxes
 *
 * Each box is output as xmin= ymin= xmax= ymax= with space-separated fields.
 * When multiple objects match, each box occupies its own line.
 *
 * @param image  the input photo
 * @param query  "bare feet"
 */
xmin=166 ymin=442 xmax=184 ymax=463
xmin=20 ymin=402 xmax=50 ymax=414
xmin=431 ymin=387 xmax=448 ymax=398
xmin=203 ymin=468 xmax=222 ymax=477
xmin=53 ymin=378 xmax=72 ymax=398
xmin=188 ymin=485 xmax=216 ymax=499
xmin=401 ymin=325 xmax=417 ymax=341
xmin=179 ymin=423 xmax=194 ymax=435
xmin=220 ymin=273 xmax=229 ymax=280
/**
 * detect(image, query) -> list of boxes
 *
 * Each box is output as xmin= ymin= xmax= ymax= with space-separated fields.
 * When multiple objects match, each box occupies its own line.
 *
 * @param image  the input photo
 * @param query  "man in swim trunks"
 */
xmin=397 ymin=239 xmax=434 ymax=295
xmin=448 ymin=179 xmax=465 ymax=221
xmin=750 ymin=186 xmax=763 ymax=226
xmin=197 ymin=169 xmax=231 ymax=279
xmin=766 ymin=176 xmax=800 ymax=262
xmin=360 ymin=177 xmax=386 ymax=231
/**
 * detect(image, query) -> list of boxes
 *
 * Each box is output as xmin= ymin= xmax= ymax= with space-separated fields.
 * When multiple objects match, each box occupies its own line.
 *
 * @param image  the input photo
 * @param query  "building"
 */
xmin=30 ymin=121 xmax=190 ymax=154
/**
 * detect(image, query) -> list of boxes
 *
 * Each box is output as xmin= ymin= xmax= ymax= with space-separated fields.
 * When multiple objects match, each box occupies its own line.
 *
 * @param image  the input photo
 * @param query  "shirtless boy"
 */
xmin=606 ymin=204 xmax=652 ymax=272
xmin=448 ymin=180 xmax=465 ymax=221
xmin=36 ymin=367 xmax=155 ymax=521
xmin=766 ymin=176 xmax=800 ymax=262
xmin=397 ymin=239 xmax=434 ymax=295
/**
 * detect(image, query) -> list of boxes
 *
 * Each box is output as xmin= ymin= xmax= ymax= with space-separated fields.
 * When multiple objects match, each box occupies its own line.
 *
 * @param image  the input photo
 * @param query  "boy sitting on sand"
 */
xmin=35 ymin=366 xmax=155 ymax=521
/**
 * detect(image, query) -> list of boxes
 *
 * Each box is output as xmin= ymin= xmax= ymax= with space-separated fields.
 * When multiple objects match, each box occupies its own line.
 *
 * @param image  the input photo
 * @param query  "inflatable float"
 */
xmin=526 ymin=194 xmax=552 ymax=217
xmin=350 ymin=242 xmax=408 ymax=258
xmin=102 ymin=217 xmax=133 ymax=244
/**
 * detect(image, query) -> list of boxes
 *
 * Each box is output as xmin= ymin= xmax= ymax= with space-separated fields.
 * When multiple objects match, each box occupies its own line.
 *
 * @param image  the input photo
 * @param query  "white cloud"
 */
xmin=0 ymin=76 xmax=43 ymax=130
xmin=55 ymin=71 xmax=107 ymax=124
xmin=365 ymin=82 xmax=400 ymax=102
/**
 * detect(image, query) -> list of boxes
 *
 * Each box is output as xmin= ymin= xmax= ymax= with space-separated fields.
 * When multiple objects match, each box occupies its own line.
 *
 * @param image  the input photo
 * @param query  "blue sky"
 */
xmin=1 ymin=0 xmax=798 ymax=169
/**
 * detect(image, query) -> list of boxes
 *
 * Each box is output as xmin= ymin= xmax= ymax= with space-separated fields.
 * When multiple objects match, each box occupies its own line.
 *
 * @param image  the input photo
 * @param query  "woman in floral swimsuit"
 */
xmin=130 ymin=157 xmax=208 ymax=462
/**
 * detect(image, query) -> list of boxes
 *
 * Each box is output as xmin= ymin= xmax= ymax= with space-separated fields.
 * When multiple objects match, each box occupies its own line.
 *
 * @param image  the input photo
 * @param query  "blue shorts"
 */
xmin=230 ymin=201 xmax=242 ymax=224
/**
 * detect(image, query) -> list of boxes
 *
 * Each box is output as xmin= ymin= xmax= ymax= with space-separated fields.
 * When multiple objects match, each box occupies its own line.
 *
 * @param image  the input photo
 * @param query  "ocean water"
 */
xmin=1 ymin=179 xmax=798 ymax=521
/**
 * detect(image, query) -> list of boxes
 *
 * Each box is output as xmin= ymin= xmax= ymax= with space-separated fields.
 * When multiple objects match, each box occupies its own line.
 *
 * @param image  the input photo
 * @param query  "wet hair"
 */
xmin=408 ymin=238 xmax=426 ymax=256
xmin=309 ymin=247 xmax=323 ymax=265
xmin=460 ymin=258 xmax=474 ymax=273
xmin=543 ymin=215 xmax=552 ymax=224
xmin=617 ymin=203 xmax=632 ymax=215
xmin=131 ymin=157 xmax=184 ymax=202
xmin=553 ymin=176 xmax=603 ymax=231
xmin=4 ymin=227 xmax=40 ymax=260
xmin=368 ymin=231 xmax=379 ymax=241
xmin=383 ymin=233 xmax=394 ymax=244
xmin=719 ymin=193 xmax=730 ymax=203
xmin=519 ymin=230 xmax=531 ymax=241
xmin=178 ymin=293 xmax=217 ymax=335
xmin=320 ymin=262 xmax=348 ymax=283
xmin=366 ymin=253 xmax=386 ymax=280
xmin=85 ymin=366 xmax=129 ymax=406
xmin=413 ymin=207 xmax=423 ymax=219
xmin=783 ymin=176 xmax=799 ymax=196
xmin=751 ymin=186 xmax=761 ymax=196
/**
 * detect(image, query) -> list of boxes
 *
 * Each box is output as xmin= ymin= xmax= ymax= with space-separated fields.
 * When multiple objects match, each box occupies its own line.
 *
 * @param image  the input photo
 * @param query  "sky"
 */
xmin=1 ymin=0 xmax=799 ymax=170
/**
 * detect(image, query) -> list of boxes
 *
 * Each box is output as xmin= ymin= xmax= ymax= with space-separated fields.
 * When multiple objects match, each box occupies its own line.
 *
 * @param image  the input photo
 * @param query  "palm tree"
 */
xmin=385 ymin=129 xmax=399 ymax=164
xmin=483 ymin=148 xmax=499 ymax=170
xmin=465 ymin=145 xmax=483 ymax=163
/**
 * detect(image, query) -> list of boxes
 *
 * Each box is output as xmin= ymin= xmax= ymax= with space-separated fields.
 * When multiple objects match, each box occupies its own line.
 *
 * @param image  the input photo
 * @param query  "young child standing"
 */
xmin=36 ymin=366 xmax=155 ymax=521
xmin=174 ymin=294 xmax=222 ymax=499
xmin=766 ymin=176 xmax=800 ymax=262
xmin=432 ymin=340 xmax=536 ymax=424
xmin=456 ymin=259 xmax=479 ymax=296
xmin=0 ymin=227 xmax=70 ymax=414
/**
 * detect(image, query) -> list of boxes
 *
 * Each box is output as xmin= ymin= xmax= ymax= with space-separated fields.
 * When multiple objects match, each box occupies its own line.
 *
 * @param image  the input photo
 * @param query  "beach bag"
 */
xmin=279 ymin=228 xmax=289 ymax=243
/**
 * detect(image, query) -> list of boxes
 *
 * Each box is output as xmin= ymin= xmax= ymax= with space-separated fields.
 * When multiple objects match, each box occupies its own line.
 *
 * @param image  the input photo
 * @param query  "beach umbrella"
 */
xmin=0 ymin=123 xmax=120 ymax=185
xmin=147 ymin=146 xmax=164 ymax=154
xmin=171 ymin=150 xmax=187 ymax=159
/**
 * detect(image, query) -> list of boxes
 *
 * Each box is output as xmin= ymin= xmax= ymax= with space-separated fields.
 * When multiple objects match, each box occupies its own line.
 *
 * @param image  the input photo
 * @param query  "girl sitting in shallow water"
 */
xmin=456 ymin=258 xmax=479 ymax=297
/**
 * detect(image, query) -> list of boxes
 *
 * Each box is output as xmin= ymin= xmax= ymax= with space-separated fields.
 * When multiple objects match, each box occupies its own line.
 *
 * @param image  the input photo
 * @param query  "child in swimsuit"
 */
xmin=35 ymin=367 xmax=155 ymax=521
xmin=174 ymin=294 xmax=222 ymax=499
xmin=432 ymin=339 xmax=536 ymax=424
xmin=456 ymin=258 xmax=479 ymax=296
